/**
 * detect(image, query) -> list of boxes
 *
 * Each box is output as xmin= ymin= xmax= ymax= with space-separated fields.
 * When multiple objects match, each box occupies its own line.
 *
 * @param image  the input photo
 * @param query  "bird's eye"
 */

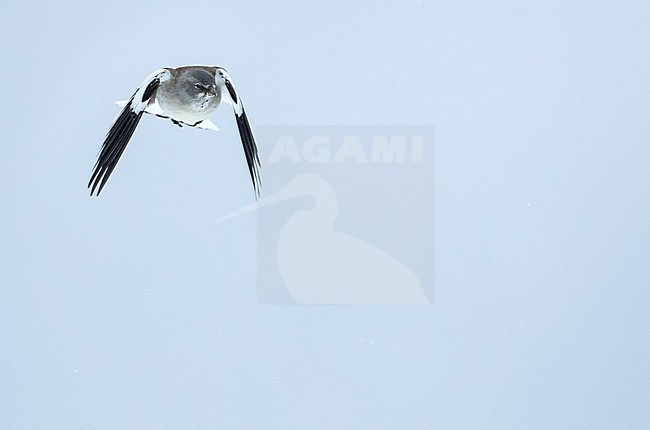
xmin=194 ymin=83 xmax=202 ymax=90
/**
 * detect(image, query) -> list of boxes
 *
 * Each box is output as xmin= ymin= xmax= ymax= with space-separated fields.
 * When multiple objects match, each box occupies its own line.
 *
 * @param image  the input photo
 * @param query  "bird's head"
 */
xmin=180 ymin=69 xmax=219 ymax=98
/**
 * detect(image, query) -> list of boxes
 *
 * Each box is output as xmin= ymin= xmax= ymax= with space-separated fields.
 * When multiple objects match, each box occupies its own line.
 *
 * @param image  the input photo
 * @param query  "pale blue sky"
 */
xmin=1 ymin=1 xmax=649 ymax=428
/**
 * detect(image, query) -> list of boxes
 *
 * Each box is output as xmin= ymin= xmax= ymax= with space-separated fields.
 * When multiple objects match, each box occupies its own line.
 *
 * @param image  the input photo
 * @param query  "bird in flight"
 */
xmin=88 ymin=66 xmax=260 ymax=198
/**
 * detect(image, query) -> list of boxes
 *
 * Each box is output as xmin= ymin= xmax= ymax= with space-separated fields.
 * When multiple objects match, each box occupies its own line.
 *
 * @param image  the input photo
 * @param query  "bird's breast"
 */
xmin=156 ymin=91 xmax=220 ymax=124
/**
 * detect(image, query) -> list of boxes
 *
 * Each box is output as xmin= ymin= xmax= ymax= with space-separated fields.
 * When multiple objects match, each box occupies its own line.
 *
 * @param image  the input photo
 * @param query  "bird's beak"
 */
xmin=207 ymin=85 xmax=217 ymax=97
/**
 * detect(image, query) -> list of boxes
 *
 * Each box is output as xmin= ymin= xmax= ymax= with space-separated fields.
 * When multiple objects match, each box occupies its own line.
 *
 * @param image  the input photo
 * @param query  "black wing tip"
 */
xmin=88 ymin=175 xmax=106 ymax=196
xmin=88 ymin=100 xmax=143 ymax=197
xmin=235 ymin=109 xmax=262 ymax=198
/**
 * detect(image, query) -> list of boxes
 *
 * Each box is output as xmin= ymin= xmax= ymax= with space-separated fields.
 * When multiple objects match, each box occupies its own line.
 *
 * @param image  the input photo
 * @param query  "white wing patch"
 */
xmin=143 ymin=99 xmax=165 ymax=116
xmin=117 ymin=98 xmax=163 ymax=116
xmin=131 ymin=68 xmax=172 ymax=114
xmin=195 ymin=119 xmax=220 ymax=131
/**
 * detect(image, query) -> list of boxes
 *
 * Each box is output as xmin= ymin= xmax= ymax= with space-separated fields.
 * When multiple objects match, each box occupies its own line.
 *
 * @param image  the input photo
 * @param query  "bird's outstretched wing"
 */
xmin=215 ymin=67 xmax=261 ymax=198
xmin=88 ymin=69 xmax=172 ymax=196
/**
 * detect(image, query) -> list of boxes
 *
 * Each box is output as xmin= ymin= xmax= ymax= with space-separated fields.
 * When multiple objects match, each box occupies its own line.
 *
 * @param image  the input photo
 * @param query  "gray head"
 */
xmin=176 ymin=69 xmax=219 ymax=98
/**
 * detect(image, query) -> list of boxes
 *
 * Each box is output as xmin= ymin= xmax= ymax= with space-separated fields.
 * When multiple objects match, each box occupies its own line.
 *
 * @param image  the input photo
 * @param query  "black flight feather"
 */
xmin=234 ymin=108 xmax=261 ymax=197
xmin=88 ymin=98 xmax=144 ymax=196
